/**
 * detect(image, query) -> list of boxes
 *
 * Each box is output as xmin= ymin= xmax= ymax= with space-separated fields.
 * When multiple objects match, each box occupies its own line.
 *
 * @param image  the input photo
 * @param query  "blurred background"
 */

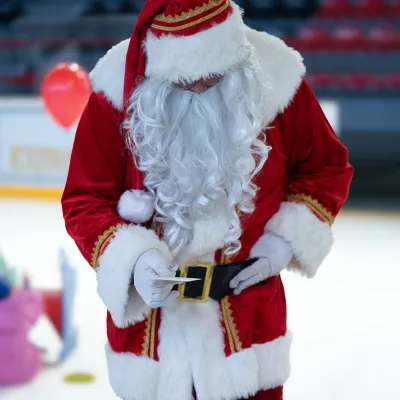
xmin=0 ymin=1 xmax=399 ymax=400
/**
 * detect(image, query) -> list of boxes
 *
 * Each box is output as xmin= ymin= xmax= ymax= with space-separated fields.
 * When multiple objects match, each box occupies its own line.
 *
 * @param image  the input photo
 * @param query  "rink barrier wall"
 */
xmin=0 ymin=185 xmax=63 ymax=200
xmin=0 ymin=97 xmax=75 ymax=200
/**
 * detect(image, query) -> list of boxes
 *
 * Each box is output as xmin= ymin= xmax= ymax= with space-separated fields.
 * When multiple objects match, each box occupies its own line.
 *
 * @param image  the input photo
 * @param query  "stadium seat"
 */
xmin=378 ymin=74 xmax=400 ymax=90
xmin=367 ymin=25 xmax=400 ymax=52
xmin=386 ymin=0 xmax=400 ymax=18
xmin=352 ymin=0 xmax=385 ymax=18
xmin=20 ymin=0 xmax=90 ymax=18
xmin=317 ymin=0 xmax=351 ymax=18
xmin=332 ymin=25 xmax=365 ymax=51
xmin=309 ymin=73 xmax=400 ymax=91
xmin=11 ymin=16 xmax=74 ymax=40
xmin=248 ymin=0 xmax=277 ymax=14
xmin=0 ymin=63 xmax=33 ymax=91
xmin=93 ymin=0 xmax=125 ymax=13
xmin=1 ymin=0 xmax=400 ymax=95
xmin=340 ymin=73 xmax=376 ymax=89
xmin=281 ymin=0 xmax=311 ymax=17
xmin=290 ymin=25 xmax=332 ymax=51
xmin=307 ymin=73 xmax=341 ymax=89
xmin=0 ymin=0 xmax=20 ymax=23
xmin=125 ymin=0 xmax=146 ymax=12
xmin=233 ymin=0 xmax=246 ymax=7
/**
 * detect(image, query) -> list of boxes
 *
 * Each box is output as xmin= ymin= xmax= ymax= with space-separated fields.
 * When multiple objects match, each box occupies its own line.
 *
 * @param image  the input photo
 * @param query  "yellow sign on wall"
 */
xmin=10 ymin=146 xmax=71 ymax=175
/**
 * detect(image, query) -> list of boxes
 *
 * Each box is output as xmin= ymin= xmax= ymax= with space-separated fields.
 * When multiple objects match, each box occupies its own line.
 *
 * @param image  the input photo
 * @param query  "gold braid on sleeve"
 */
xmin=285 ymin=193 xmax=334 ymax=225
xmin=91 ymin=224 xmax=127 ymax=269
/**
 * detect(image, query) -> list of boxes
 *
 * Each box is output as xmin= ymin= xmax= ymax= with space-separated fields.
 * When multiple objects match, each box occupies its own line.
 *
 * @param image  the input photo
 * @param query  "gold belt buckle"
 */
xmin=177 ymin=261 xmax=214 ymax=303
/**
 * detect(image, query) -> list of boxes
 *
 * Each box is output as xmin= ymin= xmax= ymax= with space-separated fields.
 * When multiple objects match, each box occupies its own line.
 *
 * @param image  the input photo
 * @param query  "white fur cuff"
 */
xmin=96 ymin=225 xmax=172 ymax=327
xmin=266 ymin=202 xmax=334 ymax=278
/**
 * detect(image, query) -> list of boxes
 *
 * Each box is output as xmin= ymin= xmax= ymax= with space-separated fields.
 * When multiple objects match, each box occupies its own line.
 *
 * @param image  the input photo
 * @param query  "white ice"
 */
xmin=0 ymin=199 xmax=399 ymax=400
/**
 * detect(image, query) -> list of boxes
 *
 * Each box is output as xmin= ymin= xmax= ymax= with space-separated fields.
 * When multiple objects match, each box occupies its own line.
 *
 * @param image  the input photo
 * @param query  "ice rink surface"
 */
xmin=1 ymin=198 xmax=399 ymax=400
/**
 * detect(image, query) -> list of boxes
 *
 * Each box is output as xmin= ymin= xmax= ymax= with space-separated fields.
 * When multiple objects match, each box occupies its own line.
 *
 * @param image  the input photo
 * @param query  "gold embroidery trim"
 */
xmin=221 ymin=297 xmax=235 ymax=354
xmin=286 ymin=193 xmax=334 ymax=225
xmin=141 ymin=309 xmax=158 ymax=359
xmin=98 ymin=234 xmax=114 ymax=261
xmin=141 ymin=310 xmax=152 ymax=357
xmin=220 ymin=253 xmax=243 ymax=354
xmin=154 ymin=0 xmax=227 ymax=23
xmin=91 ymin=223 xmax=126 ymax=269
xmin=151 ymin=0 xmax=230 ymax=32
xmin=221 ymin=297 xmax=243 ymax=354
xmin=149 ymin=308 xmax=158 ymax=360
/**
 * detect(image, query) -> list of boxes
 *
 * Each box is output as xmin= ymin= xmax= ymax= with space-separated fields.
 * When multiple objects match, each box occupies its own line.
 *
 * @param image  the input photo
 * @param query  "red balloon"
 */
xmin=41 ymin=63 xmax=91 ymax=128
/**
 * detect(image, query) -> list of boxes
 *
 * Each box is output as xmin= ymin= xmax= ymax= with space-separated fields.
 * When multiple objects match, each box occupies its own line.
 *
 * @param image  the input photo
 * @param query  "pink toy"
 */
xmin=0 ymin=289 xmax=43 ymax=385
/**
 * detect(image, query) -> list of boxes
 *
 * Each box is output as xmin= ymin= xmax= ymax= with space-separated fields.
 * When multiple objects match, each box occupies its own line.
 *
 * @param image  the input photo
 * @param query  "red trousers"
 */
xmin=249 ymin=387 xmax=283 ymax=399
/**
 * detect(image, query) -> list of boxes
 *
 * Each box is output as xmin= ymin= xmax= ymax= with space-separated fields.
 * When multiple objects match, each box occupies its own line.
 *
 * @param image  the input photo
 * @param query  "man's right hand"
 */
xmin=134 ymin=249 xmax=178 ymax=308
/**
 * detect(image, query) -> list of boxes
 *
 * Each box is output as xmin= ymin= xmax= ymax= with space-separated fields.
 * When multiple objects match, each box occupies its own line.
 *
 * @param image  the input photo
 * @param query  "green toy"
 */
xmin=0 ymin=253 xmax=17 ymax=287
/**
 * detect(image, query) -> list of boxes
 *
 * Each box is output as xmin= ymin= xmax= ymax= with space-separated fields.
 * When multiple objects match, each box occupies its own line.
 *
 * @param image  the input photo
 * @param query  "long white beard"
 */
xmin=125 ymin=64 xmax=270 ymax=256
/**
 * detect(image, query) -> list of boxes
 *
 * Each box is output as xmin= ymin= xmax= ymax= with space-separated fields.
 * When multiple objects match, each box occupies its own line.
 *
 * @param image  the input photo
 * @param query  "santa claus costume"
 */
xmin=62 ymin=1 xmax=353 ymax=399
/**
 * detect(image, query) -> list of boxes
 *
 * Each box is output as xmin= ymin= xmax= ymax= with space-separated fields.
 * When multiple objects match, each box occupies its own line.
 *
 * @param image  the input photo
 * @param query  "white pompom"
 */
xmin=117 ymin=190 xmax=155 ymax=223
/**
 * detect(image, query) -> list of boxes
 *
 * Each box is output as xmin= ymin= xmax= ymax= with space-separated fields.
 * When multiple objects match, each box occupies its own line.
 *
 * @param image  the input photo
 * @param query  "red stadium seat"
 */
xmin=307 ymin=73 xmax=341 ymax=89
xmin=367 ymin=25 xmax=400 ymax=52
xmin=353 ymin=0 xmax=385 ymax=18
xmin=291 ymin=26 xmax=333 ymax=51
xmin=377 ymin=74 xmax=400 ymax=90
xmin=340 ymin=74 xmax=376 ymax=89
xmin=309 ymin=73 xmax=400 ymax=91
xmin=332 ymin=25 xmax=365 ymax=51
xmin=317 ymin=0 xmax=351 ymax=18
xmin=386 ymin=0 xmax=400 ymax=18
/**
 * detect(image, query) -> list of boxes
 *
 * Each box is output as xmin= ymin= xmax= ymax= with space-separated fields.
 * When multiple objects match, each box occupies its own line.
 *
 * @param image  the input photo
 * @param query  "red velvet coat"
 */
xmin=62 ymin=30 xmax=353 ymax=400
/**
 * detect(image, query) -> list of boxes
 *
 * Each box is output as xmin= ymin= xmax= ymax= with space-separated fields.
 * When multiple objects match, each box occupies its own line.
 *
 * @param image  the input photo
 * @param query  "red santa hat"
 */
xmin=123 ymin=0 xmax=249 ymax=107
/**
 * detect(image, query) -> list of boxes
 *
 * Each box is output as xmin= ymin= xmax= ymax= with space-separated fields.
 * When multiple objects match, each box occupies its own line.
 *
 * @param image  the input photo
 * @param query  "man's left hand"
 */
xmin=229 ymin=232 xmax=293 ymax=295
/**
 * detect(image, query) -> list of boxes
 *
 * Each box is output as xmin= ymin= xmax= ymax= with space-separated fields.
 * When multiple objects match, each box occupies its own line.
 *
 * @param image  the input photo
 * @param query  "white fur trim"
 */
xmin=89 ymin=39 xmax=129 ymax=110
xmin=145 ymin=3 xmax=249 ymax=83
xmin=248 ymin=29 xmax=306 ymax=127
xmin=160 ymin=301 xmax=291 ymax=400
xmin=266 ymin=202 xmax=334 ymax=278
xmin=118 ymin=190 xmax=155 ymax=223
xmin=89 ymin=28 xmax=305 ymax=116
xmin=96 ymin=225 xmax=172 ymax=328
xmin=105 ymin=299 xmax=292 ymax=400
xmin=106 ymin=344 xmax=159 ymax=400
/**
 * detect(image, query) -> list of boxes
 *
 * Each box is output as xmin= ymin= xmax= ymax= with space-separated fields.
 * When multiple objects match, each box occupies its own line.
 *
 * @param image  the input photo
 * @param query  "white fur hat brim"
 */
xmin=144 ymin=2 xmax=250 ymax=83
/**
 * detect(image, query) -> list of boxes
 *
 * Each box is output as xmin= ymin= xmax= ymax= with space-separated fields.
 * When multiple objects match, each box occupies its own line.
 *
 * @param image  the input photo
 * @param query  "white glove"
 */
xmin=134 ymin=249 xmax=178 ymax=308
xmin=229 ymin=232 xmax=293 ymax=295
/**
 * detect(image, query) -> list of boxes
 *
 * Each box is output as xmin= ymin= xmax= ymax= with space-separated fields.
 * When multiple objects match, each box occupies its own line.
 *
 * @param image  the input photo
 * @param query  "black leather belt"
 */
xmin=173 ymin=258 xmax=258 ymax=303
